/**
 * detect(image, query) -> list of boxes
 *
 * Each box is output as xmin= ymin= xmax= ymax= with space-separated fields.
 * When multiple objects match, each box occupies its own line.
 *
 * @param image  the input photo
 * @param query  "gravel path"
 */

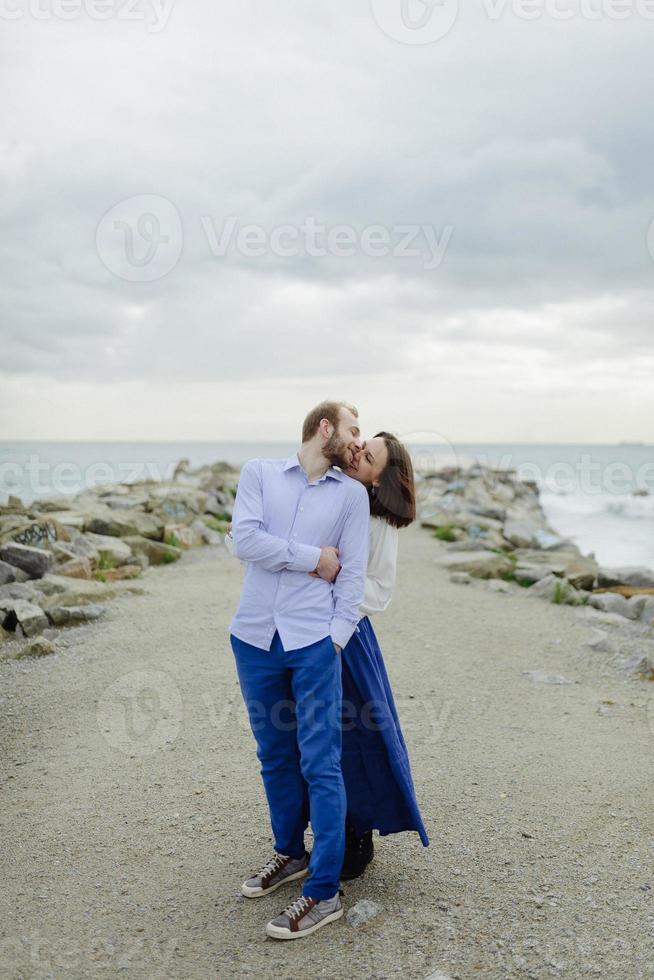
xmin=1 ymin=524 xmax=653 ymax=979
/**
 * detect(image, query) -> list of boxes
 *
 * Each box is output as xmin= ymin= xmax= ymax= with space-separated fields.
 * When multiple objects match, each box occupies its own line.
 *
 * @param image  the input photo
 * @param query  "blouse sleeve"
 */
xmin=359 ymin=517 xmax=399 ymax=617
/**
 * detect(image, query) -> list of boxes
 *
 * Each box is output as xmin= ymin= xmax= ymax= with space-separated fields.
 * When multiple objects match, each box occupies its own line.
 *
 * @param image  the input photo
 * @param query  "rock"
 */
xmin=589 ymin=592 xmax=640 ymax=620
xmin=13 ymin=636 xmax=56 ymax=659
xmin=0 ymin=582 xmax=43 ymax=602
xmin=93 ymin=565 xmax=141 ymax=581
xmin=345 ymin=899 xmax=384 ymax=927
xmin=445 ymin=538 xmax=485 ymax=551
xmin=30 ymin=495 xmax=74 ymax=512
xmin=435 ymin=551 xmax=514 ymax=580
xmin=163 ymin=524 xmax=205 ymax=549
xmin=0 ymin=560 xmax=17 ymax=585
xmin=624 ymin=653 xmax=654 ymax=676
xmin=503 ymin=519 xmax=538 ymax=549
xmin=51 ymin=542 xmax=80 ymax=562
xmin=80 ymin=533 xmax=133 ymax=565
xmin=37 ymin=511 xmax=86 ymax=530
xmin=48 ymin=603 xmax=106 ymax=626
xmin=147 ymin=487 xmax=208 ymax=518
xmin=199 ymin=527 xmax=224 ymax=546
xmin=37 ymin=573 xmax=145 ymax=608
xmin=0 ymin=598 xmax=50 ymax=637
xmin=57 ymin=557 xmax=93 ymax=579
xmin=82 ymin=508 xmax=163 ymax=540
xmin=528 ymin=575 xmax=583 ymax=605
xmin=597 ymin=566 xmax=654 ymax=589
xmin=487 ymin=579 xmax=511 ymax=594
xmin=450 ymin=571 xmax=471 ymax=585
xmin=532 ymin=529 xmax=567 ymax=550
xmin=513 ymin=549 xmax=598 ymax=590
xmin=635 ymin=596 xmax=654 ymax=626
xmin=122 ymin=535 xmax=182 ymax=566
xmin=587 ymin=628 xmax=615 ymax=653
xmin=0 ymin=542 xmax=54 ymax=579
xmin=0 ymin=517 xmax=69 ymax=548
xmin=564 ymin=557 xmax=599 ymax=591
xmin=523 ymin=670 xmax=573 ymax=685
xmin=191 ymin=518 xmax=223 ymax=545
xmin=513 ymin=564 xmax=548 ymax=585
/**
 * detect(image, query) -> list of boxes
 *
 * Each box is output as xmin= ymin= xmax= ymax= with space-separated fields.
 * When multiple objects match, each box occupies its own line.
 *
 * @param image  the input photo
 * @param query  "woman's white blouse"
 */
xmin=224 ymin=514 xmax=398 ymax=619
xmin=359 ymin=516 xmax=399 ymax=618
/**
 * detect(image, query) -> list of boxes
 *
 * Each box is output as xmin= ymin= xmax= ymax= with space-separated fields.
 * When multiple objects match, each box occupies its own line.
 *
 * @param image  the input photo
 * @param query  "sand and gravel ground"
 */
xmin=1 ymin=523 xmax=653 ymax=979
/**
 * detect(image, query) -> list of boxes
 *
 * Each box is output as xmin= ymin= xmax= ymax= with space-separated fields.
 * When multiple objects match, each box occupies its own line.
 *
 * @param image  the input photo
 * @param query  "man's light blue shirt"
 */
xmin=228 ymin=453 xmax=370 ymax=652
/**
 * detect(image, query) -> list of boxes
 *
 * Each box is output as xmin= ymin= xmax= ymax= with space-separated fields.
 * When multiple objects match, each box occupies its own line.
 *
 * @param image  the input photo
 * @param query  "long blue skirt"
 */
xmin=340 ymin=616 xmax=429 ymax=847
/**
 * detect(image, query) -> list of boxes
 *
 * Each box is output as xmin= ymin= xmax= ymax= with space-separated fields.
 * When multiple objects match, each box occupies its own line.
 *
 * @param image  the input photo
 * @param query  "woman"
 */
xmin=338 ymin=431 xmax=429 ymax=878
xmin=225 ymin=431 xmax=429 ymax=880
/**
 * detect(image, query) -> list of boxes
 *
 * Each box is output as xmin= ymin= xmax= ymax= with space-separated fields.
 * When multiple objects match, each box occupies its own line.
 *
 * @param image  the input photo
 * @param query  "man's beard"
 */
xmin=321 ymin=431 xmax=352 ymax=469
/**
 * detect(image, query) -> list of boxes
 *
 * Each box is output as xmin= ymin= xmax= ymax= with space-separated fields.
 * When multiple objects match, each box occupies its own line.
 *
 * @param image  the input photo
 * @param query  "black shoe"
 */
xmin=340 ymin=827 xmax=374 ymax=880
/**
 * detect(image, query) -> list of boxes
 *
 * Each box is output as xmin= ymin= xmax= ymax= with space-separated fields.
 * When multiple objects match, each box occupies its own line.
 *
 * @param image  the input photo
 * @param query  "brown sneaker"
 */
xmin=265 ymin=890 xmax=344 ymax=940
xmin=241 ymin=851 xmax=310 ymax=898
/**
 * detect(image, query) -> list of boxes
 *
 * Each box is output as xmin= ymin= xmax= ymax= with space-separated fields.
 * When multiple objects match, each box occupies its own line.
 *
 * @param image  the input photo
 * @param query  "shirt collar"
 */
xmin=284 ymin=452 xmax=344 ymax=482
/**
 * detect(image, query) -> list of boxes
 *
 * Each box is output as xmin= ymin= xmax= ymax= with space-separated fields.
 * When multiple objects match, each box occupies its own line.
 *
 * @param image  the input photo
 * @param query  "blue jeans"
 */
xmin=230 ymin=629 xmax=346 ymax=900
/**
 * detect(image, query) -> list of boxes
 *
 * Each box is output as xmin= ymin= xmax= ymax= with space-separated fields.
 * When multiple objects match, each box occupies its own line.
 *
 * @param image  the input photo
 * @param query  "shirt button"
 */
xmin=299 ymin=507 xmax=304 ymax=512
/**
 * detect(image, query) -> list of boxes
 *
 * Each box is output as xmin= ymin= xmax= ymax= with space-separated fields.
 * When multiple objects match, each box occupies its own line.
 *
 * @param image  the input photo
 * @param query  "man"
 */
xmin=228 ymin=400 xmax=370 ymax=940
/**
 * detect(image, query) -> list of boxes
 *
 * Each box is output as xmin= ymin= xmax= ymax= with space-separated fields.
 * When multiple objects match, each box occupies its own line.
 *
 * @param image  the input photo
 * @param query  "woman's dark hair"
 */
xmin=368 ymin=431 xmax=416 ymax=529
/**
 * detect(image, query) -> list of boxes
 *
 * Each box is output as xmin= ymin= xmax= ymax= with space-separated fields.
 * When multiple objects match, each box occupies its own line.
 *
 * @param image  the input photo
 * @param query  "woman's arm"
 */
xmin=359 ymin=517 xmax=399 ymax=617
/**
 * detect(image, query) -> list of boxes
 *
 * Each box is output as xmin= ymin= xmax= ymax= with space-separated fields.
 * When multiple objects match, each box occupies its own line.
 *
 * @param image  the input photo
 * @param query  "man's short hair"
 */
xmin=301 ymin=400 xmax=359 ymax=443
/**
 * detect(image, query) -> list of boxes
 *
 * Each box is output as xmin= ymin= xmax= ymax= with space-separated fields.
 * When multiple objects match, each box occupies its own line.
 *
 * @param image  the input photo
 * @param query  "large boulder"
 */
xmin=37 ymin=573 xmax=145 ymax=609
xmin=0 ymin=542 xmax=54 ymax=579
xmin=162 ymin=523 xmax=205 ymax=549
xmin=512 ymin=548 xmax=595 ymax=587
xmin=597 ymin=566 xmax=654 ymax=589
xmin=0 ymin=582 xmax=43 ymax=603
xmin=29 ymin=495 xmax=74 ymax=512
xmin=0 ymin=517 xmax=69 ymax=548
xmin=503 ymin=519 xmax=539 ymax=549
xmin=528 ymin=574 xmax=584 ymax=605
xmin=562 ymin=557 xmax=599 ymax=591
xmin=0 ymin=598 xmax=50 ymax=637
xmin=627 ymin=595 xmax=654 ymax=625
xmin=435 ymin=550 xmax=515 ymax=580
xmin=94 ymin=565 xmax=141 ymax=581
xmin=588 ymin=591 xmax=641 ymax=620
xmin=36 ymin=511 xmax=86 ymax=531
xmin=122 ymin=535 xmax=182 ymax=566
xmin=48 ymin=604 xmax=106 ymax=626
xmin=0 ymin=560 xmax=17 ymax=586
xmin=57 ymin=557 xmax=94 ymax=580
xmin=79 ymin=532 xmax=133 ymax=565
xmin=82 ymin=507 xmax=163 ymax=540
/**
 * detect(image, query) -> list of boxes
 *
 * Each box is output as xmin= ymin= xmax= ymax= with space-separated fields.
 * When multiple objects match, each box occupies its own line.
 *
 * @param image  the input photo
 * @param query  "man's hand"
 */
xmin=313 ymin=546 xmax=341 ymax=583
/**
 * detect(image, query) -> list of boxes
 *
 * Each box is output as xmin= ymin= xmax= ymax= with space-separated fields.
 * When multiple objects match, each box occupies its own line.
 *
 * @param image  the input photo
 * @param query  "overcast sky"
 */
xmin=1 ymin=1 xmax=654 ymax=443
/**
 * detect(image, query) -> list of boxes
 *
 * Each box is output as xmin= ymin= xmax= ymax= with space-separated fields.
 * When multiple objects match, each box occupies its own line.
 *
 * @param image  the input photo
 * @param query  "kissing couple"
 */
xmin=227 ymin=400 xmax=428 ymax=940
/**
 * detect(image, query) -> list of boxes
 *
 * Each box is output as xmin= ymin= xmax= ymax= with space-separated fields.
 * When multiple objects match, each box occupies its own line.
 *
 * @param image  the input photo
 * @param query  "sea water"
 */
xmin=1 ymin=440 xmax=652 ymax=570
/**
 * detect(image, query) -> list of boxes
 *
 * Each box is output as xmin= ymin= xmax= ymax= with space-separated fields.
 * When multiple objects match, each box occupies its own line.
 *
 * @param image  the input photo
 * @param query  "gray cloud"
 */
xmin=1 ymin=3 xmax=654 ymax=438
